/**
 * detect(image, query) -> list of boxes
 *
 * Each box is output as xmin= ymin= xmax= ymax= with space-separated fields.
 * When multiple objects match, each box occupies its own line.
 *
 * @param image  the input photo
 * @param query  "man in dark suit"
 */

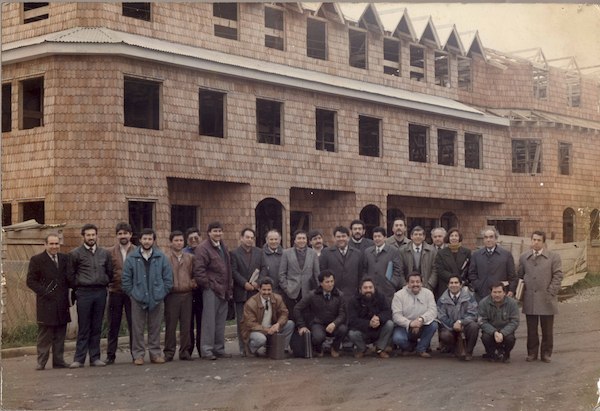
xmin=279 ymin=230 xmax=319 ymax=320
xmin=349 ymin=219 xmax=374 ymax=251
xmin=230 ymin=228 xmax=263 ymax=356
xmin=362 ymin=226 xmax=404 ymax=305
xmin=398 ymin=226 xmax=437 ymax=291
xmin=26 ymin=233 xmax=71 ymax=370
xmin=319 ymin=226 xmax=363 ymax=304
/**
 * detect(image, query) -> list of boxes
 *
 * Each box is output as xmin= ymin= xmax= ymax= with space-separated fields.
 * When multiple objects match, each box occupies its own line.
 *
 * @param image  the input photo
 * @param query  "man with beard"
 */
xmin=184 ymin=227 xmax=202 ymax=358
xmin=294 ymin=270 xmax=347 ymax=357
xmin=123 ymin=228 xmax=173 ymax=365
xmin=436 ymin=275 xmax=479 ymax=361
xmin=347 ymin=278 xmax=393 ymax=359
xmin=478 ymin=282 xmax=520 ymax=363
xmin=386 ymin=218 xmax=410 ymax=250
xmin=319 ymin=226 xmax=363 ymax=304
xmin=260 ymin=229 xmax=284 ymax=293
xmin=105 ymin=222 xmax=136 ymax=365
xmin=308 ymin=229 xmax=326 ymax=257
xmin=391 ymin=272 xmax=438 ymax=358
xmin=27 ymin=233 xmax=71 ymax=370
xmin=348 ymin=219 xmax=374 ymax=251
xmin=363 ymin=226 xmax=404 ymax=305
xmin=69 ymin=224 xmax=113 ymax=368
xmin=230 ymin=228 xmax=263 ymax=356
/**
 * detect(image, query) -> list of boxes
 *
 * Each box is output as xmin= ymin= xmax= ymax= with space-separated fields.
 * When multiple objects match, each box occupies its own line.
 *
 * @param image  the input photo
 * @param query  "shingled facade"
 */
xmin=2 ymin=3 xmax=599 ymax=265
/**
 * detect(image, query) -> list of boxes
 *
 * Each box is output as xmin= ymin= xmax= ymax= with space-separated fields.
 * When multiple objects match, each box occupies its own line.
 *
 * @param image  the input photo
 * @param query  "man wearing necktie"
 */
xmin=468 ymin=227 xmax=517 ymax=301
xmin=319 ymin=226 xmax=363 ymax=305
xmin=398 ymin=226 xmax=437 ymax=292
xmin=27 ymin=233 xmax=72 ymax=370
xmin=294 ymin=270 xmax=348 ymax=358
xmin=517 ymin=231 xmax=563 ymax=363
xmin=436 ymin=275 xmax=479 ymax=361
xmin=240 ymin=277 xmax=294 ymax=356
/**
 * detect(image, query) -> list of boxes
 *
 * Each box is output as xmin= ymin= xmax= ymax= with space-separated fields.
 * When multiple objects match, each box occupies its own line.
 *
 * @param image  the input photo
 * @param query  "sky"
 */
xmin=359 ymin=3 xmax=600 ymax=73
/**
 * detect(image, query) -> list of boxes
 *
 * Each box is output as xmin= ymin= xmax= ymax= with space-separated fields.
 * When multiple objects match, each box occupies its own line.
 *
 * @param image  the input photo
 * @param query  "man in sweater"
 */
xmin=391 ymin=272 xmax=438 ymax=358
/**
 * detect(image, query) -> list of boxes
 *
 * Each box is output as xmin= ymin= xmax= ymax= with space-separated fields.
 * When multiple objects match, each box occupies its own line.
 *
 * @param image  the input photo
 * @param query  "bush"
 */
xmin=2 ymin=322 xmax=38 ymax=349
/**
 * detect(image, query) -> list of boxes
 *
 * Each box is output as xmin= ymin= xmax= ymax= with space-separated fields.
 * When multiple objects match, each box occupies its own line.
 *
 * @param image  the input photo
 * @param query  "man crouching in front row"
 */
xmin=240 ymin=277 xmax=294 ymax=356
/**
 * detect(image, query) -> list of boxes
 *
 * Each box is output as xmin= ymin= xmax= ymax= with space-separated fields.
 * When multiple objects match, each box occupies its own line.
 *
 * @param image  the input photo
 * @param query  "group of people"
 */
xmin=26 ymin=218 xmax=563 ymax=370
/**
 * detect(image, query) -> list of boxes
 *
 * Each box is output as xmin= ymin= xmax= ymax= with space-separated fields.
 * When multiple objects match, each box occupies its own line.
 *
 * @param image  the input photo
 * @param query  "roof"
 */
xmin=486 ymin=109 xmax=600 ymax=132
xmin=1 ymin=26 xmax=509 ymax=127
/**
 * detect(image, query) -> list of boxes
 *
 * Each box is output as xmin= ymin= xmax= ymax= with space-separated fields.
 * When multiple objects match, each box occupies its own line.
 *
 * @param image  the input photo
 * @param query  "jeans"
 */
xmin=73 ymin=288 xmax=107 ymax=363
xmin=392 ymin=321 xmax=438 ymax=353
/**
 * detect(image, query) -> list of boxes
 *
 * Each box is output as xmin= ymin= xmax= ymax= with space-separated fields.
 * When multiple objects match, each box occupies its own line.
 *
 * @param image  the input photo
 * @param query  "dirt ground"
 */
xmin=2 ymin=289 xmax=599 ymax=411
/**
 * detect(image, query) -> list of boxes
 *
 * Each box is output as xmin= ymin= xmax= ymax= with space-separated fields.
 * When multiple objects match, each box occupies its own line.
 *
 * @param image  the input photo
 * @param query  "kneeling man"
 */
xmin=294 ymin=270 xmax=348 ymax=357
xmin=391 ymin=272 xmax=438 ymax=358
xmin=478 ymin=282 xmax=520 ymax=363
xmin=437 ymin=275 xmax=479 ymax=361
xmin=347 ymin=278 xmax=394 ymax=358
xmin=240 ymin=278 xmax=294 ymax=356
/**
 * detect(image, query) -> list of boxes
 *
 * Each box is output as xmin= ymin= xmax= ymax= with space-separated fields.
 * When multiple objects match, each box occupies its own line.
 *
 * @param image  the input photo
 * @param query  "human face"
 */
xmin=334 ymin=231 xmax=349 ymax=249
xmin=266 ymin=232 xmax=281 ymax=250
xmin=171 ymin=235 xmax=185 ymax=252
xmin=393 ymin=220 xmax=406 ymax=238
xmin=483 ymin=230 xmax=497 ymax=249
xmin=45 ymin=235 xmax=60 ymax=256
xmin=117 ymin=229 xmax=132 ymax=246
xmin=140 ymin=234 xmax=154 ymax=251
xmin=360 ymin=281 xmax=375 ymax=298
xmin=408 ymin=275 xmax=422 ymax=295
xmin=372 ymin=232 xmax=385 ymax=247
xmin=449 ymin=231 xmax=460 ymax=245
xmin=83 ymin=229 xmax=97 ymax=248
xmin=320 ymin=275 xmax=335 ymax=293
xmin=187 ymin=232 xmax=201 ymax=249
xmin=531 ymin=234 xmax=545 ymax=252
xmin=292 ymin=233 xmax=306 ymax=249
xmin=490 ymin=286 xmax=506 ymax=303
xmin=351 ymin=224 xmax=365 ymax=241
xmin=208 ymin=228 xmax=223 ymax=243
xmin=240 ymin=230 xmax=255 ymax=249
xmin=411 ymin=230 xmax=425 ymax=246
xmin=448 ymin=277 xmax=461 ymax=295
xmin=259 ymin=283 xmax=273 ymax=299
xmin=432 ymin=230 xmax=445 ymax=247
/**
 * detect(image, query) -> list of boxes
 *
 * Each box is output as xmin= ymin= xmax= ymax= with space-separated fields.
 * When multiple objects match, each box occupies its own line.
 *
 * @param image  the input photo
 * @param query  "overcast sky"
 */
xmin=370 ymin=3 xmax=600 ymax=71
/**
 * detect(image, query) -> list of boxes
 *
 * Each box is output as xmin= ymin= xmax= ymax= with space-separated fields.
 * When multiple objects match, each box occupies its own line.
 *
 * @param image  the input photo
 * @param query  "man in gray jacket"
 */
xmin=518 ymin=230 xmax=563 ymax=363
xmin=363 ymin=226 xmax=404 ymax=305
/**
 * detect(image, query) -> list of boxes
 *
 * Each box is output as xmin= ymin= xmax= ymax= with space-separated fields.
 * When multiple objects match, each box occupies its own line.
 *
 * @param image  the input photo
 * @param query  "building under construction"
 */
xmin=1 ymin=3 xmax=599 ymax=270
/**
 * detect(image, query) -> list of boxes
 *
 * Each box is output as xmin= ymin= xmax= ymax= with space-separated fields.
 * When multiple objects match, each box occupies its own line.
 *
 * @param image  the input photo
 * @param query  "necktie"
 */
xmin=376 ymin=247 xmax=381 ymax=255
xmin=265 ymin=300 xmax=270 ymax=311
xmin=341 ymin=249 xmax=346 ymax=257
xmin=453 ymin=295 xmax=458 ymax=305
xmin=325 ymin=293 xmax=331 ymax=301
xmin=414 ymin=247 xmax=421 ymax=270
xmin=486 ymin=248 xmax=493 ymax=257
xmin=53 ymin=255 xmax=59 ymax=268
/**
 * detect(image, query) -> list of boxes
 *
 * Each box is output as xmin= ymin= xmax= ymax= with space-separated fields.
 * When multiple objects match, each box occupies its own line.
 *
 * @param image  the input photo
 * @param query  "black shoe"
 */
xmin=104 ymin=357 xmax=115 ymax=365
xmin=53 ymin=363 xmax=68 ymax=369
xmin=164 ymin=357 xmax=174 ymax=362
xmin=35 ymin=364 xmax=45 ymax=371
xmin=179 ymin=356 xmax=193 ymax=361
xmin=203 ymin=355 xmax=217 ymax=361
xmin=215 ymin=353 xmax=232 ymax=358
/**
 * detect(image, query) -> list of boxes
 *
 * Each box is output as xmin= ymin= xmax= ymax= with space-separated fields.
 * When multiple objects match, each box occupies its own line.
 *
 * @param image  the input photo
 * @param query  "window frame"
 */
xmin=19 ymin=76 xmax=44 ymax=130
xmin=256 ymin=98 xmax=283 ymax=146
xmin=315 ymin=108 xmax=336 ymax=153
xmin=512 ymin=139 xmax=542 ymax=174
xmin=199 ymin=89 xmax=226 ymax=138
xmin=464 ymin=132 xmax=483 ymax=169
xmin=358 ymin=115 xmax=381 ymax=157
xmin=307 ymin=17 xmax=327 ymax=60
xmin=123 ymin=76 xmax=162 ymax=130
xmin=408 ymin=124 xmax=428 ymax=163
